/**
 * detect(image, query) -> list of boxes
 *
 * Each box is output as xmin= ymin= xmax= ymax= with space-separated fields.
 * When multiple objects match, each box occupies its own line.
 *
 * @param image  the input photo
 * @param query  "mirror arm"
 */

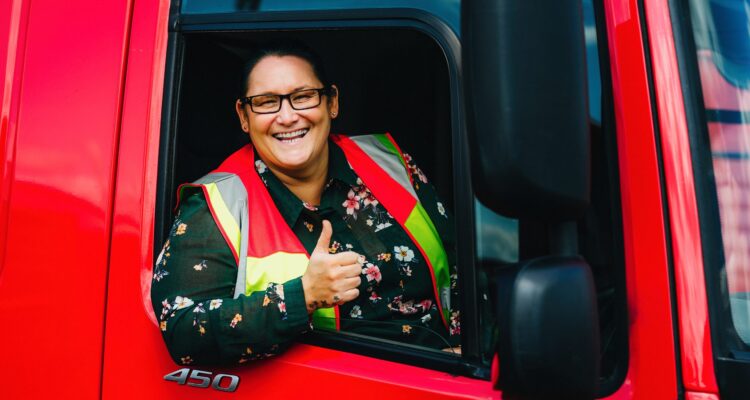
xmin=548 ymin=220 xmax=579 ymax=256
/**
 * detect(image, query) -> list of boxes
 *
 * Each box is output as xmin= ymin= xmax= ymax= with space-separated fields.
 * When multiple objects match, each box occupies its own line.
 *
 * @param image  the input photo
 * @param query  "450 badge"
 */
xmin=164 ymin=368 xmax=239 ymax=392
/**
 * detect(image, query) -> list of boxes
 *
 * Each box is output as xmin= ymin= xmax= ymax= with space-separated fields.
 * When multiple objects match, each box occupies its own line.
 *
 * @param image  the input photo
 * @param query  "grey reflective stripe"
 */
xmin=349 ymin=135 xmax=418 ymax=199
xmin=194 ymin=172 xmax=250 ymax=299
xmin=440 ymin=286 xmax=450 ymax=311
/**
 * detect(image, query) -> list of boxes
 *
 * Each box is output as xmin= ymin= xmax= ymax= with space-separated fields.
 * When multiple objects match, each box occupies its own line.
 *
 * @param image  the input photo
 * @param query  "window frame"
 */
xmin=154 ymin=7 xmax=490 ymax=379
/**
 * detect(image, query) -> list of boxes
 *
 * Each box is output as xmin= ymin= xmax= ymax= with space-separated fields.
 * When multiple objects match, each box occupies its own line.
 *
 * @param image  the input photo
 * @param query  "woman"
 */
xmin=152 ymin=41 xmax=460 ymax=366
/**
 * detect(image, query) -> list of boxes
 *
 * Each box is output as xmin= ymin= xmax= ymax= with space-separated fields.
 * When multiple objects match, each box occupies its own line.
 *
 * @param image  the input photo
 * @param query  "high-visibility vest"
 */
xmin=176 ymin=133 xmax=451 ymax=331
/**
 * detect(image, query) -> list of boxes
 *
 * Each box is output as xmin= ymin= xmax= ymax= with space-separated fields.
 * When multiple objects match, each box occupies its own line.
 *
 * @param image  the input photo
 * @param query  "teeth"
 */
xmin=273 ymin=129 xmax=307 ymax=139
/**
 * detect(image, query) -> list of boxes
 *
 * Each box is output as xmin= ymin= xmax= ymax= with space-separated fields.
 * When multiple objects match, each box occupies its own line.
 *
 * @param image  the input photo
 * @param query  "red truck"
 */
xmin=1 ymin=0 xmax=748 ymax=398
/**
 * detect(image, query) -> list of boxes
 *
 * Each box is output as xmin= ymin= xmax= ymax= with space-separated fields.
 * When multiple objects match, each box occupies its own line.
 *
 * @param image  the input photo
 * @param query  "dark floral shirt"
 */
xmin=152 ymin=139 xmax=459 ymax=366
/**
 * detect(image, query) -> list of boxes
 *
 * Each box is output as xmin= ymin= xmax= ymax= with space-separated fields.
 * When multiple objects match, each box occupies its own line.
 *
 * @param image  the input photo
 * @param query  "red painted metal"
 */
xmin=0 ymin=0 xmax=133 ymax=398
xmin=0 ymin=0 xmax=28 ymax=277
xmin=601 ymin=0 xmax=679 ymax=398
xmin=686 ymin=392 xmax=720 ymax=400
xmin=642 ymin=0 xmax=719 ymax=393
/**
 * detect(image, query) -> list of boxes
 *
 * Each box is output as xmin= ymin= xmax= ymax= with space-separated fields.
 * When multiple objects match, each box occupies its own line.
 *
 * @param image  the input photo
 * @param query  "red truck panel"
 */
xmin=0 ymin=0 xmax=131 ymax=398
xmin=602 ymin=0 xmax=679 ymax=398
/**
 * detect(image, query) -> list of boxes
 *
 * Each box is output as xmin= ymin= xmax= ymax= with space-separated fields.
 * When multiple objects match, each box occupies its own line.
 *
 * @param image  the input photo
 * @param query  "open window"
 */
xmin=153 ymin=10 xmax=489 ymax=376
xmin=162 ymin=30 xmax=455 ymax=208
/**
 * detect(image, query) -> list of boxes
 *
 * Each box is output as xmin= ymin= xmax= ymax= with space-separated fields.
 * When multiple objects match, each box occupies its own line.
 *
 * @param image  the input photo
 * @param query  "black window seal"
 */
xmin=172 ymin=8 xmax=458 ymax=36
xmin=155 ymin=8 xmax=490 ymax=380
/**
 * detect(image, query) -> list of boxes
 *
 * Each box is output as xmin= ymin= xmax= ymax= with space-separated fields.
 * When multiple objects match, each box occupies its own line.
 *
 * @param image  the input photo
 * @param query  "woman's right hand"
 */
xmin=301 ymin=220 xmax=362 ymax=314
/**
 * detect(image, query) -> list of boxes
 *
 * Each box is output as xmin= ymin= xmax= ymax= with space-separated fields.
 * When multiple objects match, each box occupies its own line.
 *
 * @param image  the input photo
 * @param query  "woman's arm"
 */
xmin=151 ymin=190 xmax=311 ymax=366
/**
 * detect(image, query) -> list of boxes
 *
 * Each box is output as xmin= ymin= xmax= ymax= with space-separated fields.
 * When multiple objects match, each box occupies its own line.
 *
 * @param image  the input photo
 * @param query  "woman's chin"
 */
xmin=272 ymin=152 xmax=315 ymax=171
xmin=271 ymin=143 xmax=306 ymax=159
xmin=269 ymin=139 xmax=326 ymax=170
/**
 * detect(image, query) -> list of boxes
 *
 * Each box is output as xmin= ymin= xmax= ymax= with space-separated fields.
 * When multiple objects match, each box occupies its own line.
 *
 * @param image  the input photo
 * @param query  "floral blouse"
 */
xmin=152 ymin=139 xmax=459 ymax=366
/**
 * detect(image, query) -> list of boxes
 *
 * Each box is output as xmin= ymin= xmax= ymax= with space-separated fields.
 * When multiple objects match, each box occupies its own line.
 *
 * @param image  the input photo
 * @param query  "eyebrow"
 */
xmin=248 ymin=85 xmax=317 ymax=97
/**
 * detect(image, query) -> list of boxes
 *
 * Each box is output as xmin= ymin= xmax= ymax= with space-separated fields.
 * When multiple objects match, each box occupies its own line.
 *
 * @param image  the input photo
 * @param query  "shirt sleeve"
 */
xmin=401 ymin=153 xmax=461 ymax=347
xmin=151 ymin=189 xmax=311 ymax=366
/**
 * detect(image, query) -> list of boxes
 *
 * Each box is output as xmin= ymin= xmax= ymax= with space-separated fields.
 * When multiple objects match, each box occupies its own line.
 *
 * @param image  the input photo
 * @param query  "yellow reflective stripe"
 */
xmin=312 ymin=308 xmax=336 ymax=331
xmin=405 ymin=204 xmax=451 ymax=322
xmin=245 ymin=252 xmax=309 ymax=294
xmin=246 ymin=252 xmax=337 ymax=331
xmin=205 ymin=182 xmax=241 ymax=257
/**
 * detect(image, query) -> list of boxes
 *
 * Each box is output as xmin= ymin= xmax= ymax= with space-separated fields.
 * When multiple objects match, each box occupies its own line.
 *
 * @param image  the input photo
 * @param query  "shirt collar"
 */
xmin=254 ymin=139 xmax=359 ymax=228
xmin=327 ymin=139 xmax=359 ymax=187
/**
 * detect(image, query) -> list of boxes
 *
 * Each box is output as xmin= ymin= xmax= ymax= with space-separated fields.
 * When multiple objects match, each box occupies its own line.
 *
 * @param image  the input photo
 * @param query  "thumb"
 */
xmin=313 ymin=220 xmax=332 ymax=254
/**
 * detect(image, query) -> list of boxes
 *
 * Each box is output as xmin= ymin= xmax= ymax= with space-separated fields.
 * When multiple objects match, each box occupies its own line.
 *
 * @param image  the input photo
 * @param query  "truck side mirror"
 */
xmin=491 ymin=257 xmax=600 ymax=399
xmin=462 ymin=0 xmax=590 ymax=220
xmin=462 ymin=1 xmax=598 ymax=396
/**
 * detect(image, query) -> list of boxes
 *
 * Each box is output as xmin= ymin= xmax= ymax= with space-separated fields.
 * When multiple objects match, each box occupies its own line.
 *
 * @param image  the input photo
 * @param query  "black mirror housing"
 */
xmin=462 ymin=0 xmax=591 ymax=220
xmin=492 ymin=256 xmax=600 ymax=399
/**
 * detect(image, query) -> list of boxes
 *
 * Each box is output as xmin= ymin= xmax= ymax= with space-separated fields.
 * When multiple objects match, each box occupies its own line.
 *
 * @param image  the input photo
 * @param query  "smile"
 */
xmin=272 ymin=129 xmax=308 ymax=144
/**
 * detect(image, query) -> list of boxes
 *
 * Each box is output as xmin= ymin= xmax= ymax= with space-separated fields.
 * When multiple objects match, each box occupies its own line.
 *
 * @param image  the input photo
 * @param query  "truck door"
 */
xmin=0 ymin=0 xmax=132 ymax=398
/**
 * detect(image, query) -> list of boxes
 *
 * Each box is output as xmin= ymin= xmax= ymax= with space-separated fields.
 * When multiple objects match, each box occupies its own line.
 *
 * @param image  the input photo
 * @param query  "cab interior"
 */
xmin=168 ymin=29 xmax=454 ymax=212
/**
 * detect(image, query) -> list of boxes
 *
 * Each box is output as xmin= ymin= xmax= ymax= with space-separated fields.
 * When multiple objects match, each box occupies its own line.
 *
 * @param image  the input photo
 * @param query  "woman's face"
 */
xmin=236 ymin=55 xmax=338 ymax=177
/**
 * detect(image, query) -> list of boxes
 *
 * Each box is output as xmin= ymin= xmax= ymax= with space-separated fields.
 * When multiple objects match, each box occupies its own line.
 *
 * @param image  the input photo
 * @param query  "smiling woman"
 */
xmin=151 ymin=40 xmax=460 ymax=366
xmin=235 ymin=49 xmax=338 ymax=204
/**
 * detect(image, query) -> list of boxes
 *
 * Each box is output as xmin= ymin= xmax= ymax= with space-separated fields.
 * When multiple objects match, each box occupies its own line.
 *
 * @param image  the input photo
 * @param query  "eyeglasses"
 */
xmin=240 ymin=87 xmax=332 ymax=114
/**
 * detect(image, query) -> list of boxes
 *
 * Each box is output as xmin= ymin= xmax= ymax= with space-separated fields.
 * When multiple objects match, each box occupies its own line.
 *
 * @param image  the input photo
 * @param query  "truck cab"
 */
xmin=0 ymin=0 xmax=748 ymax=398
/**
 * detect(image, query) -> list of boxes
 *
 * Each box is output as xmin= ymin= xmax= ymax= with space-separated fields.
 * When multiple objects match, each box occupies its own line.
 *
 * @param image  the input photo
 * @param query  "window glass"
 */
xmin=475 ymin=200 xmax=518 ymax=263
xmin=584 ymin=0 xmax=602 ymax=124
xmin=688 ymin=0 xmax=750 ymax=345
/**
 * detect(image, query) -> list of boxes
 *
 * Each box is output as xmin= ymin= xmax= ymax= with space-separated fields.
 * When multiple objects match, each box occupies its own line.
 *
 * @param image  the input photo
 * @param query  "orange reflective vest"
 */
xmin=177 ymin=133 xmax=451 ymax=331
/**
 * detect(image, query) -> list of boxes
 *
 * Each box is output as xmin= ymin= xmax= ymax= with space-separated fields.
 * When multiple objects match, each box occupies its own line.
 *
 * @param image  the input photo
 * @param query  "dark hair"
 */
xmin=240 ymin=40 xmax=331 ymax=97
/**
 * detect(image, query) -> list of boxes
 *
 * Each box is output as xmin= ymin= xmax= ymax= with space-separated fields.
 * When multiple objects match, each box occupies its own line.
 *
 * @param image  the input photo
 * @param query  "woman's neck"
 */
xmin=266 ymin=147 xmax=329 ymax=206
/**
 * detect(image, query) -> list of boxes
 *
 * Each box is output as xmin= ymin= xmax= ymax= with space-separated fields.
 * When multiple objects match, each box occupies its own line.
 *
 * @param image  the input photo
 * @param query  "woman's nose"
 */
xmin=275 ymin=98 xmax=298 ymax=124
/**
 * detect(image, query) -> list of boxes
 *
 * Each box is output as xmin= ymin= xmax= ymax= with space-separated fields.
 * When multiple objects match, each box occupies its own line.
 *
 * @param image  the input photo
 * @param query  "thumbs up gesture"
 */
xmin=301 ymin=220 xmax=363 ymax=314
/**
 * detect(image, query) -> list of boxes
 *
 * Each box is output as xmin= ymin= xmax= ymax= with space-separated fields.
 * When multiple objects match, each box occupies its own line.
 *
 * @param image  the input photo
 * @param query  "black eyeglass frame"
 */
xmin=239 ymin=87 xmax=335 ymax=114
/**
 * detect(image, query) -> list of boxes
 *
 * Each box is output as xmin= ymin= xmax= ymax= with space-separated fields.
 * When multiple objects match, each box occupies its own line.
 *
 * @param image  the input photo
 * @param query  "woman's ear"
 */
xmin=329 ymin=85 xmax=339 ymax=119
xmin=235 ymin=99 xmax=249 ymax=132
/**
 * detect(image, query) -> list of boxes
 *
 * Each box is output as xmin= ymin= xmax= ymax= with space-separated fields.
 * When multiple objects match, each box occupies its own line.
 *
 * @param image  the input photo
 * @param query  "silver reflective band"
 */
xmin=194 ymin=172 xmax=249 ymax=299
xmin=349 ymin=135 xmax=418 ymax=199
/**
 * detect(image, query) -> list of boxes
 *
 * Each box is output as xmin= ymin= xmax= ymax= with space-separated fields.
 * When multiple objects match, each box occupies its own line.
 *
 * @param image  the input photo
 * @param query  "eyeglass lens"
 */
xmin=251 ymin=89 xmax=322 ymax=113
